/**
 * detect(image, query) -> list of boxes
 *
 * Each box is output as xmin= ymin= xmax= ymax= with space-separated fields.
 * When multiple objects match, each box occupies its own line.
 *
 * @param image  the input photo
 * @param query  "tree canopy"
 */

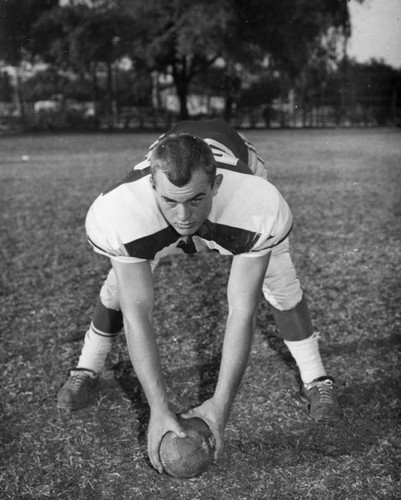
xmin=124 ymin=0 xmax=352 ymax=117
xmin=0 ymin=0 xmax=58 ymax=65
xmin=1 ymin=0 xmax=371 ymax=123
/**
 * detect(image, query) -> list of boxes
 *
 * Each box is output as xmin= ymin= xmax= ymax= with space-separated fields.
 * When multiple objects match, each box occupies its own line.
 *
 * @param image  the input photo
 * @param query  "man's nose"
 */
xmin=176 ymin=203 xmax=191 ymax=221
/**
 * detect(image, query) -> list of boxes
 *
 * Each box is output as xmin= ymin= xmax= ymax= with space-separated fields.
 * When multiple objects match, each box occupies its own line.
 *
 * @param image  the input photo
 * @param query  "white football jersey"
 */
xmin=86 ymin=119 xmax=292 ymax=263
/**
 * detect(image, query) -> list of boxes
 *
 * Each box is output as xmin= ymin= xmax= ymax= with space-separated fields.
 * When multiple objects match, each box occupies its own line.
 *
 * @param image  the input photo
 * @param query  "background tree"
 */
xmin=3 ymin=0 xmax=383 ymax=129
xmin=32 ymin=1 xmax=136 ymax=128
xmin=225 ymin=0 xmax=352 ymax=122
xmin=125 ymin=0 xmax=353 ymax=120
xmin=0 ymin=0 xmax=58 ymax=124
xmin=126 ymin=0 xmax=235 ymax=120
xmin=0 ymin=70 xmax=13 ymax=103
xmin=342 ymin=59 xmax=401 ymax=125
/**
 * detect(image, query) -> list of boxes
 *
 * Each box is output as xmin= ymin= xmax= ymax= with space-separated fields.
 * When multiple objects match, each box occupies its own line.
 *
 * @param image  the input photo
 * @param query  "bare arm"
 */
xmin=183 ymin=252 xmax=270 ymax=458
xmin=215 ymin=252 xmax=270 ymax=414
xmin=111 ymin=259 xmax=185 ymax=473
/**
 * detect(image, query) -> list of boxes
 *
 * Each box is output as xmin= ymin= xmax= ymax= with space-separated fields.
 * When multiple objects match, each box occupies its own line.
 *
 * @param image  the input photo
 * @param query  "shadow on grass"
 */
xmin=111 ymin=360 xmax=150 ymax=441
xmin=111 ymin=357 xmax=222 ymax=414
xmin=108 ymin=356 xmax=222 ymax=473
xmin=323 ymin=333 xmax=401 ymax=357
xmin=226 ymin=377 xmax=400 ymax=473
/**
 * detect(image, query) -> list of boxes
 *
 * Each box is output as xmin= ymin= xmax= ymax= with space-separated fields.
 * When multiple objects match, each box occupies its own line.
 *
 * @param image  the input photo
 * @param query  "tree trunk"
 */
xmin=177 ymin=83 xmax=189 ymax=120
xmin=223 ymin=63 xmax=236 ymax=123
xmin=91 ymin=62 xmax=99 ymax=129
xmin=173 ymin=56 xmax=189 ymax=120
xmin=106 ymin=61 xmax=114 ymax=130
xmin=151 ymin=71 xmax=162 ymax=110
xmin=15 ymin=69 xmax=26 ymax=128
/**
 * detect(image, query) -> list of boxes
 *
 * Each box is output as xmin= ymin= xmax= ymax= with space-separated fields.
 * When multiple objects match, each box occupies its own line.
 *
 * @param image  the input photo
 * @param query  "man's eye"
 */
xmin=191 ymin=199 xmax=202 ymax=206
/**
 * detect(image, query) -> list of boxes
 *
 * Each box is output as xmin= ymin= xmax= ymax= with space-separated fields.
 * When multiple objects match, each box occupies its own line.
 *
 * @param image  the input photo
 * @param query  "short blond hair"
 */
xmin=150 ymin=133 xmax=217 ymax=187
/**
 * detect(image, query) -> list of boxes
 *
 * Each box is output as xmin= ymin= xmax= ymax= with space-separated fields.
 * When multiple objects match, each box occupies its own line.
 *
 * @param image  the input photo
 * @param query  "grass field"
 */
xmin=1 ymin=127 xmax=400 ymax=499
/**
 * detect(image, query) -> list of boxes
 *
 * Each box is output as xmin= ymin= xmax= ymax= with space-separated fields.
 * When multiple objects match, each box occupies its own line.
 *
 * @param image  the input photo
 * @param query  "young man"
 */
xmin=57 ymin=119 xmax=341 ymax=473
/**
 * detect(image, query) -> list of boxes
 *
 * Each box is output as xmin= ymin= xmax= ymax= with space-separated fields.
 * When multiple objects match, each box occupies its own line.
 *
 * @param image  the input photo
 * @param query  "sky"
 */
xmin=347 ymin=0 xmax=401 ymax=68
xmin=42 ymin=0 xmax=401 ymax=70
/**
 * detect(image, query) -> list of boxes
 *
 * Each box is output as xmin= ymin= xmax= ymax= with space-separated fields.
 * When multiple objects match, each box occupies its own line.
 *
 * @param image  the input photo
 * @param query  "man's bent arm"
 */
xmin=184 ymin=253 xmax=270 ymax=457
xmin=215 ymin=253 xmax=270 ymax=414
xmin=111 ymin=259 xmax=185 ymax=472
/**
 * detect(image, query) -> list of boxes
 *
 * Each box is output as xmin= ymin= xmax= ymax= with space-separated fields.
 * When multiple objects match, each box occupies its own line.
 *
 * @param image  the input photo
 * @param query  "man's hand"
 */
xmin=148 ymin=408 xmax=187 ymax=474
xmin=181 ymin=398 xmax=227 ymax=461
xmin=180 ymin=254 xmax=271 ymax=463
xmin=110 ymin=260 xmax=186 ymax=473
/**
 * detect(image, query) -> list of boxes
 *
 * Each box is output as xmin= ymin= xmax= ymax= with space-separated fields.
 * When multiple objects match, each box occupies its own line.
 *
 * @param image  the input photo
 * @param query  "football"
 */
xmin=159 ymin=416 xmax=215 ymax=479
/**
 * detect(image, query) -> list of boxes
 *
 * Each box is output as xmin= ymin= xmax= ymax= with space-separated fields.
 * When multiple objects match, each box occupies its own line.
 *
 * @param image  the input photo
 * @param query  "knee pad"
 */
xmin=263 ymin=277 xmax=303 ymax=311
xmin=99 ymin=268 xmax=120 ymax=310
xmin=262 ymin=238 xmax=303 ymax=310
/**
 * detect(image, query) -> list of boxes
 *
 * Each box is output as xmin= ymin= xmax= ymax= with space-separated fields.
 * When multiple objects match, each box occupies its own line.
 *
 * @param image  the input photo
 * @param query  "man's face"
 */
xmin=151 ymin=169 xmax=223 ymax=236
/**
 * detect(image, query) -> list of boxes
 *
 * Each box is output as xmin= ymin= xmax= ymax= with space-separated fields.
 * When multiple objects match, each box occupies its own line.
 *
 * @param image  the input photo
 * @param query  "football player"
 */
xmin=57 ymin=119 xmax=341 ymax=473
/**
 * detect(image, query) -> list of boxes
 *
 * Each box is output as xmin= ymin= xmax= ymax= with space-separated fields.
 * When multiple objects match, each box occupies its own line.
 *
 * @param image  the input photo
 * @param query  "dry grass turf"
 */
xmin=0 ymin=128 xmax=400 ymax=499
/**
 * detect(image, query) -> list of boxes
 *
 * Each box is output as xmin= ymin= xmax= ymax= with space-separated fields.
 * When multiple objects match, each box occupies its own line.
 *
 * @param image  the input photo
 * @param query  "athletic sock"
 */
xmin=284 ymin=332 xmax=327 ymax=385
xmin=77 ymin=324 xmax=117 ymax=373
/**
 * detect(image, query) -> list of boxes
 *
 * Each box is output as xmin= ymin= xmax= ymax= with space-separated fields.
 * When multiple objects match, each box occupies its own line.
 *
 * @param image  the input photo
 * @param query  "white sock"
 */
xmin=77 ymin=325 xmax=116 ymax=373
xmin=284 ymin=332 xmax=326 ymax=385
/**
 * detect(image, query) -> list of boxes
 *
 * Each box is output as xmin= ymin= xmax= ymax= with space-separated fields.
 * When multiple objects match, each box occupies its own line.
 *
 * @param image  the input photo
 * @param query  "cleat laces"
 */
xmin=66 ymin=370 xmax=96 ymax=390
xmin=57 ymin=369 xmax=98 ymax=410
xmin=314 ymin=380 xmax=334 ymax=404
xmin=301 ymin=376 xmax=342 ymax=422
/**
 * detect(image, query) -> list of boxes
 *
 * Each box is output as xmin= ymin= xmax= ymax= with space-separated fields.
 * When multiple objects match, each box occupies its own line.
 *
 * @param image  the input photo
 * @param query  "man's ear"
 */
xmin=212 ymin=174 xmax=223 ymax=195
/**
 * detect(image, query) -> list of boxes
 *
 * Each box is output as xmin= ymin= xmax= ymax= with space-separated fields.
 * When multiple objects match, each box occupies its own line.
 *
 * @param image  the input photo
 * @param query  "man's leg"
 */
xmin=263 ymin=239 xmax=342 ymax=422
xmin=57 ymin=260 xmax=160 ymax=410
xmin=57 ymin=268 xmax=123 ymax=409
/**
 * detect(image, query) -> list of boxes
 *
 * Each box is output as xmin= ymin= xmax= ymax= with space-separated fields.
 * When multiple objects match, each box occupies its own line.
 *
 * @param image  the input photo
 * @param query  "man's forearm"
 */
xmin=124 ymin=313 xmax=169 ymax=411
xmin=213 ymin=311 xmax=254 ymax=421
xmin=111 ymin=259 xmax=169 ymax=411
xmin=124 ymin=310 xmax=188 ymax=473
xmin=213 ymin=252 xmax=269 ymax=417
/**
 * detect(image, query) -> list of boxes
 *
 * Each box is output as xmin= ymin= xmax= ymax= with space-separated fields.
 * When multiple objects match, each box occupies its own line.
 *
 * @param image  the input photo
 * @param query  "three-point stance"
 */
xmin=57 ymin=119 xmax=341 ymax=473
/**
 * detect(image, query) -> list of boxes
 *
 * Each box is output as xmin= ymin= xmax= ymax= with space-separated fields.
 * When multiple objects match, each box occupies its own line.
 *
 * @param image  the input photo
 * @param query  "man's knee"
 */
xmin=262 ymin=238 xmax=302 ymax=310
xmin=99 ymin=268 xmax=120 ymax=310
xmin=262 ymin=275 xmax=303 ymax=311
xmin=100 ymin=261 xmax=157 ymax=310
